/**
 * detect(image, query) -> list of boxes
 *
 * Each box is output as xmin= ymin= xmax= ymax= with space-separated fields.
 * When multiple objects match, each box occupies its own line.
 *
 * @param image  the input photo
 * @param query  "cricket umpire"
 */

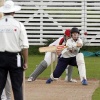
xmin=0 ymin=0 xmax=29 ymax=100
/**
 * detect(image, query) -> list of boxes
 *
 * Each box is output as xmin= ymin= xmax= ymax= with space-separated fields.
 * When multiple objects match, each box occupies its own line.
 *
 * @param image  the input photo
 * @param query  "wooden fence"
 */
xmin=4 ymin=0 xmax=100 ymax=46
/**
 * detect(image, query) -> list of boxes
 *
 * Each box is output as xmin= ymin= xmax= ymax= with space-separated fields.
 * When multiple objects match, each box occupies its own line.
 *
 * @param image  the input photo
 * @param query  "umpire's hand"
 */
xmin=23 ymin=63 xmax=28 ymax=70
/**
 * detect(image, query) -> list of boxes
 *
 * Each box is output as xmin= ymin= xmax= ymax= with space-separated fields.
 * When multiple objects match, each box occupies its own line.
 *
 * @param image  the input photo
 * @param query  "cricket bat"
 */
xmin=39 ymin=45 xmax=66 ymax=52
xmin=39 ymin=46 xmax=57 ymax=52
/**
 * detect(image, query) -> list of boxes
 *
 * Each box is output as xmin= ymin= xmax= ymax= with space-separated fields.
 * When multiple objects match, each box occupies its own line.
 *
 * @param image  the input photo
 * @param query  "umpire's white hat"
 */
xmin=0 ymin=0 xmax=21 ymax=13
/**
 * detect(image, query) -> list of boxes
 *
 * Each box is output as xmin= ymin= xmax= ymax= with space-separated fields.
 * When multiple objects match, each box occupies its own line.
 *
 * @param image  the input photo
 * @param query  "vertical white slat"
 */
xmin=13 ymin=0 xmax=100 ymax=46
xmin=40 ymin=1 xmax=44 ymax=44
xmin=84 ymin=0 xmax=87 ymax=32
xmin=81 ymin=0 xmax=85 ymax=33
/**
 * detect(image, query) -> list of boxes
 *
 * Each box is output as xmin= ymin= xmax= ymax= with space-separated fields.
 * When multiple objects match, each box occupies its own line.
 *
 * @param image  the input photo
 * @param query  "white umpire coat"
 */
xmin=0 ymin=15 xmax=29 ymax=52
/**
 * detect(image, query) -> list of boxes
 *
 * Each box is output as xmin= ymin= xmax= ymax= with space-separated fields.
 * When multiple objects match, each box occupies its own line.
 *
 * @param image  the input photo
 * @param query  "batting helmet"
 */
xmin=71 ymin=27 xmax=80 ymax=34
xmin=64 ymin=29 xmax=71 ymax=37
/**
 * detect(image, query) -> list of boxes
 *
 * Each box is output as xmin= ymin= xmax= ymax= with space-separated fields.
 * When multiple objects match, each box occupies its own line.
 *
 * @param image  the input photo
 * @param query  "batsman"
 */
xmin=46 ymin=27 xmax=88 ymax=85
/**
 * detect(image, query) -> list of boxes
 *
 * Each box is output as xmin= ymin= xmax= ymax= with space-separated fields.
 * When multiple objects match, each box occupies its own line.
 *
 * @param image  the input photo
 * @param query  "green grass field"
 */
xmin=26 ymin=55 xmax=100 ymax=100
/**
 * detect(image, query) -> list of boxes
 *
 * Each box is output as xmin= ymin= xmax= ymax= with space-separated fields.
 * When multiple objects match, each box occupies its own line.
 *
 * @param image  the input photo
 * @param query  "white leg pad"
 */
xmin=76 ymin=53 xmax=87 ymax=81
xmin=44 ymin=52 xmax=56 ymax=66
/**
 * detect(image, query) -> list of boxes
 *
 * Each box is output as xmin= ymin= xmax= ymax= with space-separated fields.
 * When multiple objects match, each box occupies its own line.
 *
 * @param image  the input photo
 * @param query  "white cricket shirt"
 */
xmin=0 ymin=15 xmax=29 ymax=52
xmin=61 ymin=38 xmax=83 ymax=58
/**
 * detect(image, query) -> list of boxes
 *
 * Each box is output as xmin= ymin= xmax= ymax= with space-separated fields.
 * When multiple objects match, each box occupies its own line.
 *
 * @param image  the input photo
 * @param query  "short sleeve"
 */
xmin=19 ymin=22 xmax=29 ymax=49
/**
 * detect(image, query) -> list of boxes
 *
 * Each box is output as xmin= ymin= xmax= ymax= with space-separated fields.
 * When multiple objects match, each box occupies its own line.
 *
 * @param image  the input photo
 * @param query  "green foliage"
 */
xmin=29 ymin=45 xmax=45 ymax=55
xmin=44 ymin=39 xmax=55 ymax=46
xmin=81 ymin=46 xmax=100 ymax=52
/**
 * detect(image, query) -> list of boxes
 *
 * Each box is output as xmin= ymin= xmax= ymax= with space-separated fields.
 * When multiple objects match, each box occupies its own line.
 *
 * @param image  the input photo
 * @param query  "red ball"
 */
xmin=84 ymin=32 xmax=87 ymax=35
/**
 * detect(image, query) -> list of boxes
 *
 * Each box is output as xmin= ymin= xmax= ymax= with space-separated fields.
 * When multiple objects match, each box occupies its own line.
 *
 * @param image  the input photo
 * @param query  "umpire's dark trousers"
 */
xmin=0 ymin=52 xmax=23 ymax=100
xmin=53 ymin=56 xmax=77 ymax=78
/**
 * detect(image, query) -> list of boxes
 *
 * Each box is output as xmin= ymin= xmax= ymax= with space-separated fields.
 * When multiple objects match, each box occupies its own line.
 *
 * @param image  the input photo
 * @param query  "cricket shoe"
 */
xmin=46 ymin=78 xmax=53 ymax=84
xmin=82 ymin=79 xmax=88 ymax=85
xmin=27 ymin=77 xmax=34 ymax=82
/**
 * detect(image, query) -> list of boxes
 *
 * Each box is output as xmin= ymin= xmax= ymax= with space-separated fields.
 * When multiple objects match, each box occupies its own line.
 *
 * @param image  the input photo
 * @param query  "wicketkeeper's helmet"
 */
xmin=64 ymin=29 xmax=71 ymax=37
